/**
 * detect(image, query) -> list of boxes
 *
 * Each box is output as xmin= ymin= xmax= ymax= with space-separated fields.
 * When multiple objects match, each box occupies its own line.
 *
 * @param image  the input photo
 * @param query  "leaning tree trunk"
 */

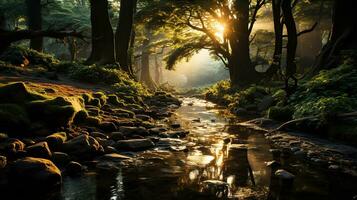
xmin=266 ymin=0 xmax=283 ymax=79
xmin=282 ymin=0 xmax=298 ymax=96
xmin=115 ymin=0 xmax=136 ymax=74
xmin=314 ymin=0 xmax=357 ymax=73
xmin=87 ymin=0 xmax=115 ymax=65
xmin=26 ymin=0 xmax=43 ymax=52
xmin=229 ymin=0 xmax=259 ymax=87
xmin=140 ymin=37 xmax=156 ymax=90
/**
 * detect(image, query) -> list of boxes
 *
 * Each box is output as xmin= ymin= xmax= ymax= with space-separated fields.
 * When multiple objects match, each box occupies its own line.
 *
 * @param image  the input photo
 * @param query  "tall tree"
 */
xmin=86 ymin=0 xmax=115 ymax=65
xmin=26 ymin=0 xmax=43 ymax=51
xmin=314 ymin=0 xmax=357 ymax=72
xmin=115 ymin=0 xmax=137 ymax=74
xmin=140 ymin=29 xmax=156 ymax=89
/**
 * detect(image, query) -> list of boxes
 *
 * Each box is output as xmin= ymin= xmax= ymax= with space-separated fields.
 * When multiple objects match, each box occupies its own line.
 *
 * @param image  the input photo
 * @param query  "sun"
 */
xmin=214 ymin=23 xmax=226 ymax=41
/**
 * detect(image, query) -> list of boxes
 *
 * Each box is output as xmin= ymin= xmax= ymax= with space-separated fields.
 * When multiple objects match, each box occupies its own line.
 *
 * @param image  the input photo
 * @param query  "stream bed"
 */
xmin=55 ymin=98 xmax=357 ymax=200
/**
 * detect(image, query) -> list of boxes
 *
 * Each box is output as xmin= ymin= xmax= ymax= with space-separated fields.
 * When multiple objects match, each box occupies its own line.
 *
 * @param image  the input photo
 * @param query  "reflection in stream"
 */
xmin=56 ymin=97 xmax=357 ymax=200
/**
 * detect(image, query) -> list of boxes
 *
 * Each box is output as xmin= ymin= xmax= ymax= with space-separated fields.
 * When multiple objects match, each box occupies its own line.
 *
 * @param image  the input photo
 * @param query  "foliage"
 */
xmin=267 ymin=106 xmax=294 ymax=121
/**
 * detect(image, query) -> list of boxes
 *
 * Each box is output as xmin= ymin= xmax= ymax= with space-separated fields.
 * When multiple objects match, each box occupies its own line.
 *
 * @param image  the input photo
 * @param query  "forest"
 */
xmin=0 ymin=0 xmax=357 ymax=199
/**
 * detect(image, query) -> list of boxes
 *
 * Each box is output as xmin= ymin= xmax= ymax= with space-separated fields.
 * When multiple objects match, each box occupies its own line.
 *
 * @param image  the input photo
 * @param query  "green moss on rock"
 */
xmin=0 ymin=82 xmax=47 ymax=104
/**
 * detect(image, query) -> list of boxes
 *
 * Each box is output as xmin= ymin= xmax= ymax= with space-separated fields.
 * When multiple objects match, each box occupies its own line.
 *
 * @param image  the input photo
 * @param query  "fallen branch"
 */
xmin=269 ymin=111 xmax=357 ymax=133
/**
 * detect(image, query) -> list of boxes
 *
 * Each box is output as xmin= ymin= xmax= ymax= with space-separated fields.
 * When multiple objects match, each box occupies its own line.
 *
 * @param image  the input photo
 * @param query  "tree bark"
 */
xmin=282 ymin=0 xmax=297 ymax=78
xmin=266 ymin=0 xmax=283 ymax=78
xmin=229 ymin=0 xmax=259 ymax=87
xmin=26 ymin=0 xmax=43 ymax=52
xmin=314 ymin=0 xmax=357 ymax=73
xmin=140 ymin=35 xmax=156 ymax=90
xmin=115 ymin=0 xmax=136 ymax=74
xmin=87 ymin=0 xmax=115 ymax=65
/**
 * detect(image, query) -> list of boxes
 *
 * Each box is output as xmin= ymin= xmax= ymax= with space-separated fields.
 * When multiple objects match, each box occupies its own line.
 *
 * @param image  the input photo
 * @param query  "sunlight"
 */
xmin=214 ymin=23 xmax=226 ymax=41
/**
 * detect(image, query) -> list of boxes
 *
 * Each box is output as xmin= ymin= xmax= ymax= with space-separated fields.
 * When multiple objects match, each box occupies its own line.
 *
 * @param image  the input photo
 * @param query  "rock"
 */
xmin=136 ymin=114 xmax=152 ymax=121
xmin=275 ymin=169 xmax=295 ymax=180
xmin=46 ymin=132 xmax=67 ymax=150
xmin=90 ymin=132 xmax=108 ymax=139
xmin=0 ymin=133 xmax=9 ymax=142
xmin=26 ymin=141 xmax=52 ymax=159
xmin=0 ymin=155 xmax=6 ymax=169
xmin=96 ymin=138 xmax=115 ymax=147
xmin=115 ymin=139 xmax=155 ymax=151
xmin=8 ymin=157 xmax=62 ymax=189
xmin=0 ymin=104 xmax=31 ymax=133
xmin=104 ymin=146 xmax=118 ymax=154
xmin=110 ymin=132 xmax=125 ymax=141
xmin=192 ymin=118 xmax=201 ymax=123
xmin=171 ymin=123 xmax=181 ymax=129
xmin=328 ymin=165 xmax=340 ymax=170
xmin=100 ymin=153 xmax=131 ymax=161
xmin=201 ymin=180 xmax=229 ymax=198
xmin=119 ymin=126 xmax=149 ymax=136
xmin=96 ymin=162 xmax=119 ymax=174
xmin=52 ymin=152 xmax=70 ymax=166
xmin=22 ymin=138 xmax=36 ymax=146
xmin=0 ymin=138 xmax=25 ymax=155
xmin=66 ymin=161 xmax=83 ymax=176
xmin=258 ymin=96 xmax=275 ymax=111
xmin=166 ymin=130 xmax=189 ymax=138
xmin=149 ymin=127 xmax=168 ymax=135
xmin=63 ymin=135 xmax=103 ymax=158
xmin=99 ymin=122 xmax=117 ymax=132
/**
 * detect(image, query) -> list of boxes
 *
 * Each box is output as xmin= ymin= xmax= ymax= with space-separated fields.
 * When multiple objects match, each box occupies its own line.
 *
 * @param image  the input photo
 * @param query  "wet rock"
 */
xmin=201 ymin=180 xmax=229 ymax=198
xmin=63 ymin=135 xmax=104 ymax=158
xmin=266 ymin=161 xmax=281 ymax=170
xmin=169 ymin=146 xmax=187 ymax=152
xmin=46 ymin=132 xmax=67 ymax=150
xmin=192 ymin=118 xmax=201 ymax=123
xmin=96 ymin=162 xmax=120 ymax=174
xmin=149 ymin=127 xmax=168 ymax=135
xmin=8 ymin=157 xmax=62 ymax=189
xmin=293 ymin=150 xmax=306 ymax=159
xmin=115 ymin=139 xmax=155 ymax=151
xmin=26 ymin=141 xmax=52 ymax=159
xmin=110 ymin=132 xmax=125 ymax=141
xmin=0 ymin=155 xmax=6 ymax=169
xmin=90 ymin=132 xmax=108 ymax=139
xmin=99 ymin=122 xmax=118 ymax=132
xmin=22 ymin=138 xmax=36 ymax=146
xmin=166 ymin=130 xmax=189 ymax=138
xmin=52 ymin=152 xmax=70 ymax=166
xmin=171 ymin=123 xmax=181 ymax=129
xmin=104 ymin=146 xmax=118 ymax=154
xmin=96 ymin=138 xmax=115 ymax=147
xmin=66 ymin=161 xmax=83 ymax=176
xmin=275 ymin=169 xmax=295 ymax=180
xmin=100 ymin=153 xmax=131 ymax=161
xmin=136 ymin=114 xmax=152 ymax=121
xmin=0 ymin=138 xmax=25 ymax=155
xmin=119 ymin=126 xmax=148 ymax=136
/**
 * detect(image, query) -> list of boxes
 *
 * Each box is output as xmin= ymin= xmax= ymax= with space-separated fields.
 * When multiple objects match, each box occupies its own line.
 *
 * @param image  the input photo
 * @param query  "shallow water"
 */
xmin=53 ymin=98 xmax=357 ymax=200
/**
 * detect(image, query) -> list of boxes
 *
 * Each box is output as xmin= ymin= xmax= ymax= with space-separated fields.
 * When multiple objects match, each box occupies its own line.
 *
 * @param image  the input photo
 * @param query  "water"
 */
xmin=55 ymin=98 xmax=357 ymax=200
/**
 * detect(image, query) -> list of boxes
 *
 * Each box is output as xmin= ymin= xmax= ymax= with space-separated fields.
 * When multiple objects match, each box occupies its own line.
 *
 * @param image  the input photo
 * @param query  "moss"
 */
xmin=0 ymin=104 xmax=31 ymax=133
xmin=0 ymin=82 xmax=47 ymax=104
xmin=27 ymin=96 xmax=84 ymax=129
xmin=92 ymin=92 xmax=107 ymax=106
xmin=268 ymin=106 xmax=294 ymax=121
xmin=107 ymin=94 xmax=126 ymax=107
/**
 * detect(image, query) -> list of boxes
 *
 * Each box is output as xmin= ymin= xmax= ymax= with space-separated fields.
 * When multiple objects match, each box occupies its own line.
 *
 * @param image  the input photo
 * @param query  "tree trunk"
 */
xmin=140 ymin=36 xmax=156 ymax=90
xmin=115 ymin=0 xmax=136 ymax=74
xmin=26 ymin=0 xmax=43 ymax=52
xmin=68 ymin=38 xmax=77 ymax=62
xmin=229 ymin=0 xmax=259 ymax=87
xmin=87 ymin=0 xmax=115 ymax=65
xmin=266 ymin=0 xmax=283 ymax=78
xmin=314 ymin=0 xmax=357 ymax=73
xmin=154 ymin=54 xmax=161 ymax=84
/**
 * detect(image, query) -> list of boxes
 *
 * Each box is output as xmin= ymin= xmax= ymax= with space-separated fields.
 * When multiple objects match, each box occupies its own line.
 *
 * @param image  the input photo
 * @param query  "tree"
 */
xmin=26 ymin=0 xmax=43 ymax=51
xmin=86 ymin=0 xmax=115 ymax=65
xmin=314 ymin=0 xmax=357 ymax=73
xmin=115 ymin=0 xmax=137 ymax=75
xmin=140 ymin=29 xmax=156 ymax=89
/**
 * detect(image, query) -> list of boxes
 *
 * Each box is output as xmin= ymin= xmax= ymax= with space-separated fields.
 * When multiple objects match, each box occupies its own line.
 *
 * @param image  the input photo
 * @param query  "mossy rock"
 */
xmin=92 ymin=92 xmax=107 ymax=106
xmin=107 ymin=94 xmax=126 ymax=107
xmin=26 ymin=96 xmax=84 ymax=129
xmin=112 ymin=108 xmax=135 ymax=118
xmin=268 ymin=106 xmax=294 ymax=121
xmin=73 ymin=110 xmax=89 ymax=125
xmin=0 ymin=104 xmax=31 ymax=133
xmin=0 ymin=82 xmax=47 ymax=104
xmin=84 ymin=116 xmax=102 ymax=127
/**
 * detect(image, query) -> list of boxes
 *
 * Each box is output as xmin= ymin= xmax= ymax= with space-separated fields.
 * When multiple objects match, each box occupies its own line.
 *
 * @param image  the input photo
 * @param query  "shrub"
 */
xmin=268 ymin=106 xmax=294 ymax=121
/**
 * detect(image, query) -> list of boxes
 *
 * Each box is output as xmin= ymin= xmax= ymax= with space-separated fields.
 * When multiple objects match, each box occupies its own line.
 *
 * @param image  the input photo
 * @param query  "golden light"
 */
xmin=214 ymin=23 xmax=226 ymax=41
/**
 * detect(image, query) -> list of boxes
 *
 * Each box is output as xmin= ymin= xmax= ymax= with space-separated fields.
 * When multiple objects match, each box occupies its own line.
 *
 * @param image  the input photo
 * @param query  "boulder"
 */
xmin=46 ymin=132 xmax=67 ymax=150
xmin=63 ymin=135 xmax=103 ymax=158
xmin=0 ymin=138 xmax=25 ymax=155
xmin=0 ymin=155 xmax=6 ymax=169
xmin=52 ymin=152 xmax=70 ymax=166
xmin=8 ymin=157 xmax=62 ymax=189
xmin=99 ymin=122 xmax=118 ymax=132
xmin=0 ymin=82 xmax=46 ymax=105
xmin=0 ymin=104 xmax=31 ymax=133
xmin=110 ymin=132 xmax=125 ymax=141
xmin=66 ymin=161 xmax=83 ymax=176
xmin=115 ymin=139 xmax=155 ymax=151
xmin=26 ymin=141 xmax=52 ymax=159
xmin=119 ymin=126 xmax=148 ymax=136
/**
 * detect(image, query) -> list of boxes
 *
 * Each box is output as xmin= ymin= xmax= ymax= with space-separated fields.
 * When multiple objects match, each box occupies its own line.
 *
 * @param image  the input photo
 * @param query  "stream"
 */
xmin=55 ymin=98 xmax=357 ymax=200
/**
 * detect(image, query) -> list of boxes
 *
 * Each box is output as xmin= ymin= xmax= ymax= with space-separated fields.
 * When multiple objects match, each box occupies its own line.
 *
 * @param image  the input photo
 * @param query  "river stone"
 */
xmin=0 ymin=138 xmax=25 ymax=155
xmin=90 ymin=132 xmax=108 ymax=139
xmin=66 ymin=161 xmax=83 ymax=176
xmin=110 ymin=132 xmax=125 ymax=141
xmin=119 ymin=126 xmax=149 ymax=136
xmin=8 ymin=157 xmax=62 ymax=189
xmin=115 ymin=139 xmax=154 ymax=151
xmin=100 ymin=153 xmax=131 ymax=161
xmin=26 ymin=141 xmax=52 ymax=159
xmin=99 ymin=122 xmax=118 ymax=132
xmin=149 ymin=127 xmax=168 ymax=135
xmin=52 ymin=152 xmax=70 ymax=166
xmin=136 ymin=114 xmax=152 ymax=121
xmin=275 ymin=169 xmax=295 ymax=180
xmin=0 ymin=155 xmax=6 ymax=169
xmin=63 ymin=135 xmax=104 ymax=158
xmin=46 ymin=132 xmax=67 ymax=150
